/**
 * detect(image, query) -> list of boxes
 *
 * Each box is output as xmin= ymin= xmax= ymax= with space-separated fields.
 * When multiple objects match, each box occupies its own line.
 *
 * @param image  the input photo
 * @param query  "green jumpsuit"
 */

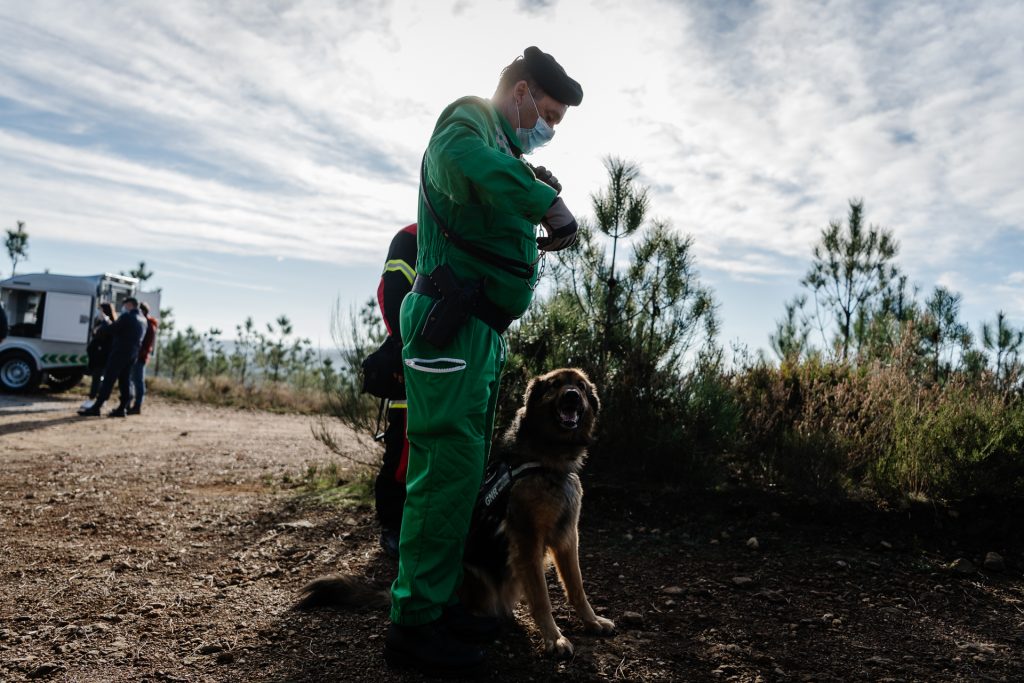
xmin=390 ymin=96 xmax=558 ymax=626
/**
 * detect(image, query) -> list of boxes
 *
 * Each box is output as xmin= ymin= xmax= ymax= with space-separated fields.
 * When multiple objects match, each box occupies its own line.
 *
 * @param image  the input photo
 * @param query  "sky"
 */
xmin=2 ymin=0 xmax=1022 ymax=357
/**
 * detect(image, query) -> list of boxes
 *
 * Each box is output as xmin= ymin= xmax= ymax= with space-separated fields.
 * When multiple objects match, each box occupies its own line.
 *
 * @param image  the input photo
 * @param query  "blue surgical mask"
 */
xmin=515 ymin=87 xmax=555 ymax=154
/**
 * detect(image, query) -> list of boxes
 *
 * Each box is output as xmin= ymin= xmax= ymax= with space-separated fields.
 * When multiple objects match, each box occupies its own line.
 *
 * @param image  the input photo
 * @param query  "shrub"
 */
xmin=877 ymin=379 xmax=1024 ymax=499
xmin=732 ymin=358 xmax=861 ymax=498
xmin=732 ymin=357 xmax=1024 ymax=502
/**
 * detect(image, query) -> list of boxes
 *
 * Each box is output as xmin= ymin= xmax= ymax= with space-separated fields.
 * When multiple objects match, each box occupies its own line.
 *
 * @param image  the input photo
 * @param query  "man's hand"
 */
xmin=538 ymin=197 xmax=578 ymax=252
xmin=528 ymin=163 xmax=562 ymax=195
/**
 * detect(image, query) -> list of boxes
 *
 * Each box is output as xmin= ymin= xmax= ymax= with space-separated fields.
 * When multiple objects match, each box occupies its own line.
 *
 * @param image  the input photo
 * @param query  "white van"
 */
xmin=0 ymin=273 xmax=145 ymax=393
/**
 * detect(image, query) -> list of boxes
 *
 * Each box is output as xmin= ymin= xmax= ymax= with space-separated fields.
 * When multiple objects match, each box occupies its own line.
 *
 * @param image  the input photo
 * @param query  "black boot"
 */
xmin=440 ymin=603 xmax=503 ymax=642
xmin=379 ymin=527 xmax=400 ymax=560
xmin=384 ymin=620 xmax=486 ymax=677
xmin=108 ymin=406 xmax=127 ymax=418
xmin=77 ymin=406 xmax=101 ymax=417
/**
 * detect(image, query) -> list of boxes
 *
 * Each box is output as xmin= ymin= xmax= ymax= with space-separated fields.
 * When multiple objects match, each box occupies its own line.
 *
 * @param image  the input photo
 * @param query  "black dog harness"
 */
xmin=465 ymin=460 xmax=547 ymax=580
xmin=478 ymin=461 xmax=545 ymax=511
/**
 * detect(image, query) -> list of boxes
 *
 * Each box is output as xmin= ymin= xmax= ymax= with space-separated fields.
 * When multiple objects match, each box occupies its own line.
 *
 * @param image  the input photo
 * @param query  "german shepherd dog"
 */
xmin=297 ymin=368 xmax=615 ymax=658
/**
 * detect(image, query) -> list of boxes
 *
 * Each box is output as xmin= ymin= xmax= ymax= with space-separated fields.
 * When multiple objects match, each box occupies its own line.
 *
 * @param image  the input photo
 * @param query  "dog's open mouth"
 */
xmin=556 ymin=389 xmax=584 ymax=429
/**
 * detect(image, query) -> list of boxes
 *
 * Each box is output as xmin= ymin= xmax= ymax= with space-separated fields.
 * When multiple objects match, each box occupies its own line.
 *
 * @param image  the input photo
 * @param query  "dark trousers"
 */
xmin=130 ymin=361 xmax=146 ymax=410
xmin=93 ymin=352 xmax=137 ymax=411
xmin=374 ymin=404 xmax=408 ymax=531
xmin=87 ymin=353 xmax=110 ymax=399
xmin=88 ymin=371 xmax=103 ymax=399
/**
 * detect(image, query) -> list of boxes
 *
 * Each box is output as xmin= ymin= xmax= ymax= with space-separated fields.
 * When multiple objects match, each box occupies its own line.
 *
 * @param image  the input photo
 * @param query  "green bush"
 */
xmin=731 ymin=358 xmax=860 ymax=498
xmin=877 ymin=380 xmax=1024 ymax=499
xmin=731 ymin=357 xmax=1024 ymax=502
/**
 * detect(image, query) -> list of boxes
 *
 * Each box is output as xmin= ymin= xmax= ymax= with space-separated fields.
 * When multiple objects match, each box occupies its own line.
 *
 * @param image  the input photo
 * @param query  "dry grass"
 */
xmin=733 ymin=357 xmax=1024 ymax=502
xmin=148 ymin=374 xmax=329 ymax=415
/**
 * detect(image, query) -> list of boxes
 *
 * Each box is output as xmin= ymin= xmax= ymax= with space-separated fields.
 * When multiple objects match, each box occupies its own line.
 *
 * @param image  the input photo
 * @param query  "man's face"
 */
xmin=514 ymin=80 xmax=567 ymax=131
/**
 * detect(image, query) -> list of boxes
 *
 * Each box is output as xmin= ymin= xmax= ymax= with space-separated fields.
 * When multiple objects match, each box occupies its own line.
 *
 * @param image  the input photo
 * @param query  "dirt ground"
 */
xmin=1 ymin=394 xmax=1023 ymax=682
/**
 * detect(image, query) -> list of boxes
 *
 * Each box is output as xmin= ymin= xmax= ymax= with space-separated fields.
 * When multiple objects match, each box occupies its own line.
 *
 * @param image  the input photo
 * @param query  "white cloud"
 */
xmin=1 ymin=0 xmax=1022 ymax=326
xmin=994 ymin=272 xmax=1024 ymax=320
xmin=934 ymin=271 xmax=967 ymax=295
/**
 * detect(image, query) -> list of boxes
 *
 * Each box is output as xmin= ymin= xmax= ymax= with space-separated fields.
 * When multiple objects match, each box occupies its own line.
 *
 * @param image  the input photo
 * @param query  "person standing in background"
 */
xmin=82 ymin=302 xmax=116 ymax=410
xmin=78 ymin=297 xmax=146 ymax=418
xmin=127 ymin=302 xmax=159 ymax=415
xmin=372 ymin=223 xmax=417 ymax=559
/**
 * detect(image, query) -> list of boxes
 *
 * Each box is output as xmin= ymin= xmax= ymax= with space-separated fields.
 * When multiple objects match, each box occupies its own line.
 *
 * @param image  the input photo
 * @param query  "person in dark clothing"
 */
xmin=82 ymin=302 xmax=116 ymax=409
xmin=374 ymin=223 xmax=417 ymax=559
xmin=78 ymin=297 xmax=147 ymax=418
xmin=128 ymin=302 xmax=159 ymax=415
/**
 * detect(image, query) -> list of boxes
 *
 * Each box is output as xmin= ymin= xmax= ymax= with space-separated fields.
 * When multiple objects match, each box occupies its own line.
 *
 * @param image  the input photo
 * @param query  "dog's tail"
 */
xmin=294 ymin=574 xmax=390 ymax=611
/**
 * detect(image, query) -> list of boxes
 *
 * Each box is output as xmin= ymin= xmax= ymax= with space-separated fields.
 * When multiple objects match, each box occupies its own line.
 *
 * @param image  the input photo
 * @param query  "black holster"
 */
xmin=413 ymin=265 xmax=515 ymax=347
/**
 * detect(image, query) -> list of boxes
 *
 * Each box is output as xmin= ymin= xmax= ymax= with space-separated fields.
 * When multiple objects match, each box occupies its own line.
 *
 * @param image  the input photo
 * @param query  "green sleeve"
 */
xmin=426 ymin=107 xmax=557 ymax=224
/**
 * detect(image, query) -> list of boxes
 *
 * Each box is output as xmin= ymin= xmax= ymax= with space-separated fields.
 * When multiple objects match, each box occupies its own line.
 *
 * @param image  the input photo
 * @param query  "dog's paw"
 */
xmin=544 ymin=635 xmax=574 ymax=658
xmin=584 ymin=616 xmax=616 ymax=635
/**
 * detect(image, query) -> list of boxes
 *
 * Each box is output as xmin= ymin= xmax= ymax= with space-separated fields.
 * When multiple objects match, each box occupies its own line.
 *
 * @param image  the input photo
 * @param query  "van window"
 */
xmin=101 ymin=283 xmax=134 ymax=310
xmin=1 ymin=289 xmax=46 ymax=338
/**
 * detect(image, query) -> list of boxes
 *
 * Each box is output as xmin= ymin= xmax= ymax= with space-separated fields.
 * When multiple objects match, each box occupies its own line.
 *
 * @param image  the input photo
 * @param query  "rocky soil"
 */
xmin=1 ymin=394 xmax=1022 ymax=682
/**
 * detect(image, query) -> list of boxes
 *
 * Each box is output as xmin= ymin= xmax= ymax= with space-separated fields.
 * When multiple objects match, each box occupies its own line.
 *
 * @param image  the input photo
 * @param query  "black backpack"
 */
xmin=360 ymin=336 xmax=404 ymax=399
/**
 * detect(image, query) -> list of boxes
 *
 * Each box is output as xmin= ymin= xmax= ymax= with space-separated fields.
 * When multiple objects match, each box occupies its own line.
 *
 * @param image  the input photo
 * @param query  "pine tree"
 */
xmin=5 ymin=220 xmax=29 ymax=275
xmin=802 ymin=200 xmax=899 ymax=361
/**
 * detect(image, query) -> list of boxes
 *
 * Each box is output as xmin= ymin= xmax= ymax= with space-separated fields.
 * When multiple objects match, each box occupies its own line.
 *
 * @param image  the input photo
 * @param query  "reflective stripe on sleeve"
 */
xmin=383 ymin=259 xmax=416 ymax=285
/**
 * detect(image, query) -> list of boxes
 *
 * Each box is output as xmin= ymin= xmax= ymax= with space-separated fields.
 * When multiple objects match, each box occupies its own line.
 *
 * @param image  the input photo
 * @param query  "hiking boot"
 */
xmin=380 ymin=528 xmax=400 ymax=560
xmin=441 ymin=603 xmax=503 ymax=642
xmin=384 ymin=620 xmax=486 ymax=677
xmin=77 ymin=406 xmax=101 ymax=417
xmin=126 ymin=407 xmax=141 ymax=415
xmin=108 ymin=407 xmax=127 ymax=418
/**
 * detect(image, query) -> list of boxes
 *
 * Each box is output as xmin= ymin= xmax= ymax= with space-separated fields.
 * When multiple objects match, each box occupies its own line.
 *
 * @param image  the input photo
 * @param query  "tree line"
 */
xmin=772 ymin=199 xmax=1023 ymax=388
xmin=154 ymin=310 xmax=334 ymax=391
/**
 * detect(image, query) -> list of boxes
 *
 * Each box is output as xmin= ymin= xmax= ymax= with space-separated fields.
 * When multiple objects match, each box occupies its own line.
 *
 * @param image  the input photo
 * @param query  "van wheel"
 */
xmin=0 ymin=351 xmax=42 ymax=393
xmin=45 ymin=370 xmax=86 ymax=393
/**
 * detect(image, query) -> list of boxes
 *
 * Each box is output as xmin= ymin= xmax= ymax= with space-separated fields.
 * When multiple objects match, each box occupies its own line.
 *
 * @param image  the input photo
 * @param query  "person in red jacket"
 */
xmin=374 ymin=223 xmax=417 ymax=558
xmin=128 ymin=302 xmax=159 ymax=415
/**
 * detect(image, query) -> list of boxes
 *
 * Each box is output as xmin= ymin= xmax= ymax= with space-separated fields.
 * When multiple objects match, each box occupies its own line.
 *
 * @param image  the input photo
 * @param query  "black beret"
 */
xmin=523 ymin=46 xmax=583 ymax=106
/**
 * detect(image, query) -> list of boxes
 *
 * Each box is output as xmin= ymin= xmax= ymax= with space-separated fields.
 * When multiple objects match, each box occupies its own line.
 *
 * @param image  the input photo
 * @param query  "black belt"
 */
xmin=412 ymin=274 xmax=517 ymax=334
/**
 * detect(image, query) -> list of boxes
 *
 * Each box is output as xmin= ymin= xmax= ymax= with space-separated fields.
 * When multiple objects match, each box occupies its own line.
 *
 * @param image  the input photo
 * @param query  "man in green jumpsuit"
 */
xmin=385 ymin=46 xmax=584 ymax=676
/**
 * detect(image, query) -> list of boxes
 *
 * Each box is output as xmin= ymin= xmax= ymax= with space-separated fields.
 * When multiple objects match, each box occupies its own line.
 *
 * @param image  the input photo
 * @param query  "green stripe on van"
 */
xmin=40 ymin=354 xmax=88 ymax=365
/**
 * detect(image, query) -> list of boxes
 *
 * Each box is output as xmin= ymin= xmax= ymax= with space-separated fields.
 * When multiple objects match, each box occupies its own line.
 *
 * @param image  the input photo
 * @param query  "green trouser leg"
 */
xmin=390 ymin=292 xmax=507 ymax=626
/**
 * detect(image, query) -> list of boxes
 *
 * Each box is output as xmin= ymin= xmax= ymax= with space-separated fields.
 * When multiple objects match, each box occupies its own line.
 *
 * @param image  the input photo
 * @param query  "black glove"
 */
xmin=528 ymin=163 xmax=561 ymax=195
xmin=538 ymin=197 xmax=578 ymax=252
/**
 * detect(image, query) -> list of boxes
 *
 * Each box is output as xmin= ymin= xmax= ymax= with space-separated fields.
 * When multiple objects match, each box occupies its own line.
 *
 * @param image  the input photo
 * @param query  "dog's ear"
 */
xmin=523 ymin=376 xmax=550 ymax=413
xmin=579 ymin=373 xmax=600 ymax=415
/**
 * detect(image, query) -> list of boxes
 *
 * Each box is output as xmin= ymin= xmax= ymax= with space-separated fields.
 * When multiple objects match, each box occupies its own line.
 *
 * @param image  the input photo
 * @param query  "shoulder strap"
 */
xmin=419 ymin=154 xmax=536 ymax=280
